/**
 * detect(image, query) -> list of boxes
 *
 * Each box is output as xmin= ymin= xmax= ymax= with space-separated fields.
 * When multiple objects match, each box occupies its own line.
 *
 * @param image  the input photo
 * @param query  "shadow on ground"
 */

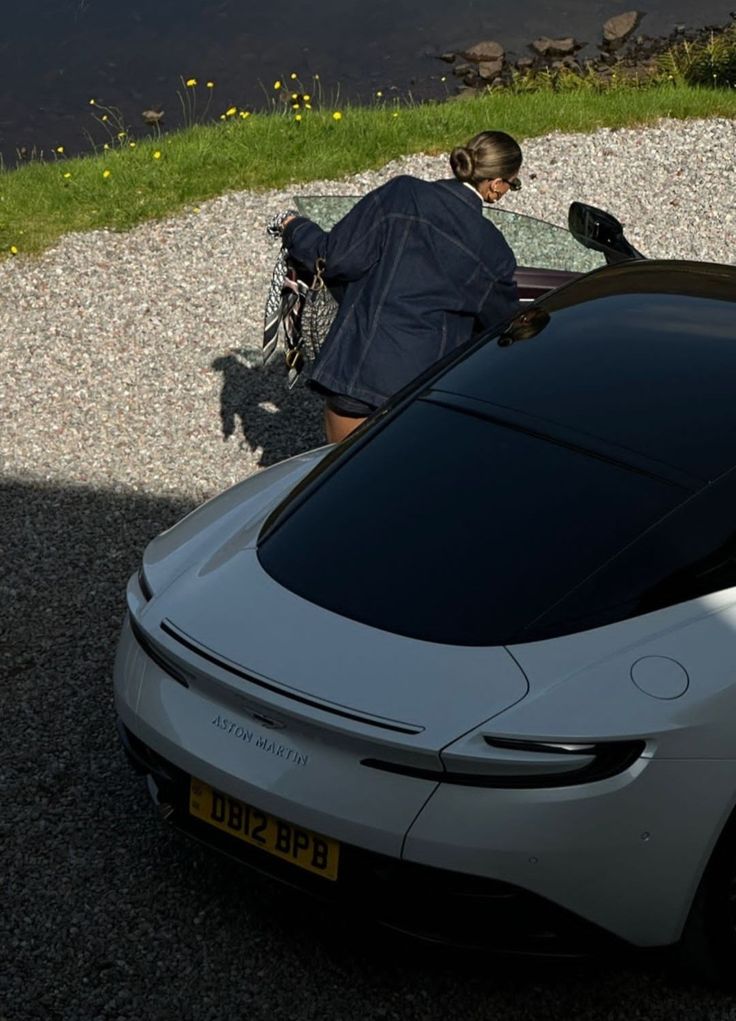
xmin=211 ymin=351 xmax=323 ymax=466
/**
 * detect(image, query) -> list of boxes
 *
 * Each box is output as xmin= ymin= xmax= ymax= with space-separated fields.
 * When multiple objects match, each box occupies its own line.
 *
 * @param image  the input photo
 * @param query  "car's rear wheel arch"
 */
xmin=676 ymin=794 xmax=736 ymax=986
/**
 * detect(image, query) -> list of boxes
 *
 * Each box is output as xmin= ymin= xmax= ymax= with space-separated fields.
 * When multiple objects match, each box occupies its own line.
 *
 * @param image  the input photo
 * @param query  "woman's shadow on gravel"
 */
xmin=212 ymin=350 xmax=323 ymax=466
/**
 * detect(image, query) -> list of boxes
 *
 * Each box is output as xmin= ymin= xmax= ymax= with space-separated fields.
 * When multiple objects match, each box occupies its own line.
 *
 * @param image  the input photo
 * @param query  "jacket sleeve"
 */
xmin=475 ymin=255 xmax=521 ymax=331
xmin=283 ymin=183 xmax=394 ymax=283
xmin=282 ymin=217 xmax=328 ymax=269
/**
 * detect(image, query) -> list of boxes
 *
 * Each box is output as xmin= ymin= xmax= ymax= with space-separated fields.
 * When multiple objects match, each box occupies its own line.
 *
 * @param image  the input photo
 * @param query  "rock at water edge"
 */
xmin=603 ymin=11 xmax=645 ymax=50
xmin=478 ymin=59 xmax=504 ymax=80
xmin=461 ymin=40 xmax=505 ymax=63
xmin=531 ymin=36 xmax=581 ymax=57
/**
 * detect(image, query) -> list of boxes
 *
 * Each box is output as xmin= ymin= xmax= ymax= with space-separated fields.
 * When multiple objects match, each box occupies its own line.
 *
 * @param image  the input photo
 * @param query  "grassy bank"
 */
xmin=2 ymin=83 xmax=735 ymax=257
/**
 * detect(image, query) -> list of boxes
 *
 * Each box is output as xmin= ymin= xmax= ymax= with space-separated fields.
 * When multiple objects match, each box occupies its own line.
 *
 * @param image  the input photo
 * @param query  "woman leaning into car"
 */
xmin=277 ymin=130 xmax=523 ymax=443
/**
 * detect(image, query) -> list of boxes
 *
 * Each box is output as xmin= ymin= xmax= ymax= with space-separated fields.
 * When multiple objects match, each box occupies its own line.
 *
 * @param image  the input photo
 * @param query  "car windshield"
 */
xmin=295 ymin=195 xmax=607 ymax=274
xmin=258 ymin=399 xmax=684 ymax=646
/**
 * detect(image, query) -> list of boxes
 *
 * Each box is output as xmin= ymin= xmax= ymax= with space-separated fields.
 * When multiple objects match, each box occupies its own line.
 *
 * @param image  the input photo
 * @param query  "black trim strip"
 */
xmin=129 ymin=614 xmax=189 ymax=688
xmin=159 ymin=618 xmax=424 ymax=735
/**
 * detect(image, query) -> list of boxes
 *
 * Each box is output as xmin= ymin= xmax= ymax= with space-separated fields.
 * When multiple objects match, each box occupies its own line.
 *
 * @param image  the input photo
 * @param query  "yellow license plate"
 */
xmin=189 ymin=778 xmax=340 ymax=881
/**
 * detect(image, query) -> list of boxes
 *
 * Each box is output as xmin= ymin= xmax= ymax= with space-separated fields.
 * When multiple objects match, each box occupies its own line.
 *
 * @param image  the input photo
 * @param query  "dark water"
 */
xmin=0 ymin=0 xmax=732 ymax=163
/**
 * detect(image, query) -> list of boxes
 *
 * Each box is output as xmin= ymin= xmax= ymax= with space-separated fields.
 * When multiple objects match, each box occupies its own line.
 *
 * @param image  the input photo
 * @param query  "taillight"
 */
xmin=362 ymin=737 xmax=645 ymax=789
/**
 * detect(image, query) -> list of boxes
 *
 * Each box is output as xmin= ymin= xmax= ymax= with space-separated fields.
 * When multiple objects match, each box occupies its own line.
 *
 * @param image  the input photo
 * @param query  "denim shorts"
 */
xmin=310 ymin=383 xmax=376 ymax=418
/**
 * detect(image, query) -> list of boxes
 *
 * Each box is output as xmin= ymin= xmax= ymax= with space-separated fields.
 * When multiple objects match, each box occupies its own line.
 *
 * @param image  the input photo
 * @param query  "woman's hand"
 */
xmin=267 ymin=209 xmax=300 ymax=240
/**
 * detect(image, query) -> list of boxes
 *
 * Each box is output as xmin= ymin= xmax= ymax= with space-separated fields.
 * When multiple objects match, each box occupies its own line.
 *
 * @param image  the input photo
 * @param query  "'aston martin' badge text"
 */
xmin=211 ymin=715 xmax=309 ymax=766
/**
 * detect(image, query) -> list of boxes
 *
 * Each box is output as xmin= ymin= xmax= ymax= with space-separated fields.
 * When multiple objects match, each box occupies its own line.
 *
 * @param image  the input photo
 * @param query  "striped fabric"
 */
xmin=263 ymin=211 xmax=338 ymax=388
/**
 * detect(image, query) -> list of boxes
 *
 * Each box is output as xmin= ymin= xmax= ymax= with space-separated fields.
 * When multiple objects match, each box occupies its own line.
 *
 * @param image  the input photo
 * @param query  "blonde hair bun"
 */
xmin=450 ymin=131 xmax=522 ymax=186
xmin=449 ymin=146 xmax=475 ymax=182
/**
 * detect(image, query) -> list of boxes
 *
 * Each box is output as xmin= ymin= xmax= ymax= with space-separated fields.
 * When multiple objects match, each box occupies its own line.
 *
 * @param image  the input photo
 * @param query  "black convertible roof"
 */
xmin=433 ymin=261 xmax=736 ymax=485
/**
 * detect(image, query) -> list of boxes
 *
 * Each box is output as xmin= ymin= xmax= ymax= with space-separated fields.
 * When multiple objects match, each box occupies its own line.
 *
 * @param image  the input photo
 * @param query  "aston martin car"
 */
xmin=115 ymin=243 xmax=736 ymax=982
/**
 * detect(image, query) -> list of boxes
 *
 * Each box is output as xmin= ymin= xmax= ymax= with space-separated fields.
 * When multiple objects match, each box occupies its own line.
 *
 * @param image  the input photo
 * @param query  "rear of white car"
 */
xmin=115 ymin=260 xmax=736 ymax=972
xmin=115 ymin=533 xmax=736 ymax=954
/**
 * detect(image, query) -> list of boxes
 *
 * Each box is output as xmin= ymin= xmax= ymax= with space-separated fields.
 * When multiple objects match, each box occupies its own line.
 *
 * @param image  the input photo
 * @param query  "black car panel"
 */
xmin=528 ymin=466 xmax=736 ymax=640
xmin=437 ymin=265 xmax=736 ymax=483
xmin=259 ymin=400 xmax=684 ymax=646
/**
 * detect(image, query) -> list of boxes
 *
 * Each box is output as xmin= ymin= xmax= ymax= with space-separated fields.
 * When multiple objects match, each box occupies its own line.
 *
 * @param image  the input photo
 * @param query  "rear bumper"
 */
xmin=117 ymin=719 xmax=623 ymax=957
xmin=115 ymin=611 xmax=734 ymax=954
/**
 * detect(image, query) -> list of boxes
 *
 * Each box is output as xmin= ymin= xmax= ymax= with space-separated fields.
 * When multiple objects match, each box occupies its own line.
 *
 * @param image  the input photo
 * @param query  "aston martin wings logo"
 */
xmin=250 ymin=710 xmax=286 ymax=730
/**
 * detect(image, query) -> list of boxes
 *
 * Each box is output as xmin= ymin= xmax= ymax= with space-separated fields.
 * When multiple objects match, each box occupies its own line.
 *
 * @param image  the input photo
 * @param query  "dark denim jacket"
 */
xmin=283 ymin=175 xmax=519 ymax=407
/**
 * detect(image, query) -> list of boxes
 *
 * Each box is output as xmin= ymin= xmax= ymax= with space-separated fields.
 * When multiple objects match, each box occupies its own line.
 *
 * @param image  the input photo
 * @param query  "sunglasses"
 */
xmin=502 ymin=176 xmax=522 ymax=192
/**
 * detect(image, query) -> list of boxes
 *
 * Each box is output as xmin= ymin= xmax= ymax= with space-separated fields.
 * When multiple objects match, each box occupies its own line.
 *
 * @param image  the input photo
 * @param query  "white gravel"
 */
xmin=1 ymin=116 xmax=734 ymax=501
xmin=2 ymin=116 xmax=736 ymax=1021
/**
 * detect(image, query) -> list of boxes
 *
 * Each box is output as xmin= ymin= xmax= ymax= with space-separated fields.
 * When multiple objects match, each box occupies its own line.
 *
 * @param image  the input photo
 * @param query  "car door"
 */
xmin=482 ymin=206 xmax=608 ymax=301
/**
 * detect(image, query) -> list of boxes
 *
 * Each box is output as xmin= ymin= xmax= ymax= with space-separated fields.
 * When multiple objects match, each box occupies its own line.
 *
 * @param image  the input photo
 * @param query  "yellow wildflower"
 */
xmin=273 ymin=80 xmax=282 ymax=90
xmin=56 ymin=145 xmax=65 ymax=153
xmin=291 ymin=92 xmax=299 ymax=99
xmin=290 ymin=72 xmax=297 ymax=79
xmin=376 ymin=90 xmax=383 ymax=97
xmin=295 ymin=114 xmax=302 ymax=122
xmin=303 ymin=93 xmax=311 ymax=101
xmin=206 ymin=81 xmax=215 ymax=88
xmin=10 ymin=246 xmax=18 ymax=254
xmin=314 ymin=74 xmax=320 ymax=80
xmin=102 ymin=169 xmax=111 ymax=178
xmin=225 ymin=106 xmax=237 ymax=116
xmin=117 ymin=131 xmax=126 ymax=139
xmin=292 ymin=102 xmax=300 ymax=110
xmin=129 ymin=141 xmax=136 ymax=148
xmin=305 ymin=103 xmax=312 ymax=110
xmin=332 ymin=111 xmax=342 ymax=121
xmin=219 ymin=114 xmax=226 ymax=120
xmin=239 ymin=110 xmax=251 ymax=119
xmin=63 ymin=172 xmax=72 ymax=179
xmin=186 ymin=77 xmax=197 ymax=87
xmin=392 ymin=112 xmax=399 ymax=118
xmin=153 ymin=151 xmax=162 ymax=159
xmin=103 ymin=143 xmax=110 ymax=150
xmin=89 ymin=98 xmax=96 ymax=105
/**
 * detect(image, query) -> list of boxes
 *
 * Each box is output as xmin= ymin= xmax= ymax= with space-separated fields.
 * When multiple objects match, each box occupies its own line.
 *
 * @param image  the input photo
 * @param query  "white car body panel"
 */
xmin=115 ymin=617 xmax=439 ymax=856
xmin=142 ymin=447 xmax=331 ymax=595
xmin=404 ymin=757 xmax=736 ymax=945
xmin=502 ymin=594 xmax=736 ymax=756
xmin=146 ymin=549 xmax=529 ymax=749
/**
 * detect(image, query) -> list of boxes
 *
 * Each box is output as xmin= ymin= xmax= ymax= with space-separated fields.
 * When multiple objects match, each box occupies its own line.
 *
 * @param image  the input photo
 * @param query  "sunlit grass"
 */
xmin=1 ymin=83 xmax=735 ymax=257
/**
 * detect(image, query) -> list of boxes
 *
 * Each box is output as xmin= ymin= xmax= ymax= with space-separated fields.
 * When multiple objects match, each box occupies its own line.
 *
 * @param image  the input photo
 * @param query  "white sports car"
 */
xmin=114 ymin=218 xmax=736 ymax=982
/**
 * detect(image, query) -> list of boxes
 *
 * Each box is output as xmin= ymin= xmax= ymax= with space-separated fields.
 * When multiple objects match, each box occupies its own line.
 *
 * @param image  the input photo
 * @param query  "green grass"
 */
xmin=2 ymin=83 xmax=735 ymax=257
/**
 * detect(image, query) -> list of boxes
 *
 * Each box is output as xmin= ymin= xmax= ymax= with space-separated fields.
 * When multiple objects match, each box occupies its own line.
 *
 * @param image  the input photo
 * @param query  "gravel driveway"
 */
xmin=2 ymin=117 xmax=736 ymax=1021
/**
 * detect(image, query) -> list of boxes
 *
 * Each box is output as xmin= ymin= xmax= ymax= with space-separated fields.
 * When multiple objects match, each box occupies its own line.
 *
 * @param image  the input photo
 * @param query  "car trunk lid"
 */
xmin=145 ymin=549 xmax=529 ymax=753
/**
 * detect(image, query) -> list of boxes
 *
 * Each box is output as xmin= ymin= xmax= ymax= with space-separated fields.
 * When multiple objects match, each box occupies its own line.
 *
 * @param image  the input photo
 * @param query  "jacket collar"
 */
xmin=435 ymin=177 xmax=485 ymax=213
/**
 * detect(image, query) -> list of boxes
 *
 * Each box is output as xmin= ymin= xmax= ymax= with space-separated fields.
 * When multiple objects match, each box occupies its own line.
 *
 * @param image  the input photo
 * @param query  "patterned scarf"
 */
xmin=262 ymin=209 xmax=338 ymax=389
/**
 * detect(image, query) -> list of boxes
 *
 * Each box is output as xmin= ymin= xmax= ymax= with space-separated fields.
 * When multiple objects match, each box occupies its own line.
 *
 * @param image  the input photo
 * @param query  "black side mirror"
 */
xmin=568 ymin=202 xmax=646 ymax=265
